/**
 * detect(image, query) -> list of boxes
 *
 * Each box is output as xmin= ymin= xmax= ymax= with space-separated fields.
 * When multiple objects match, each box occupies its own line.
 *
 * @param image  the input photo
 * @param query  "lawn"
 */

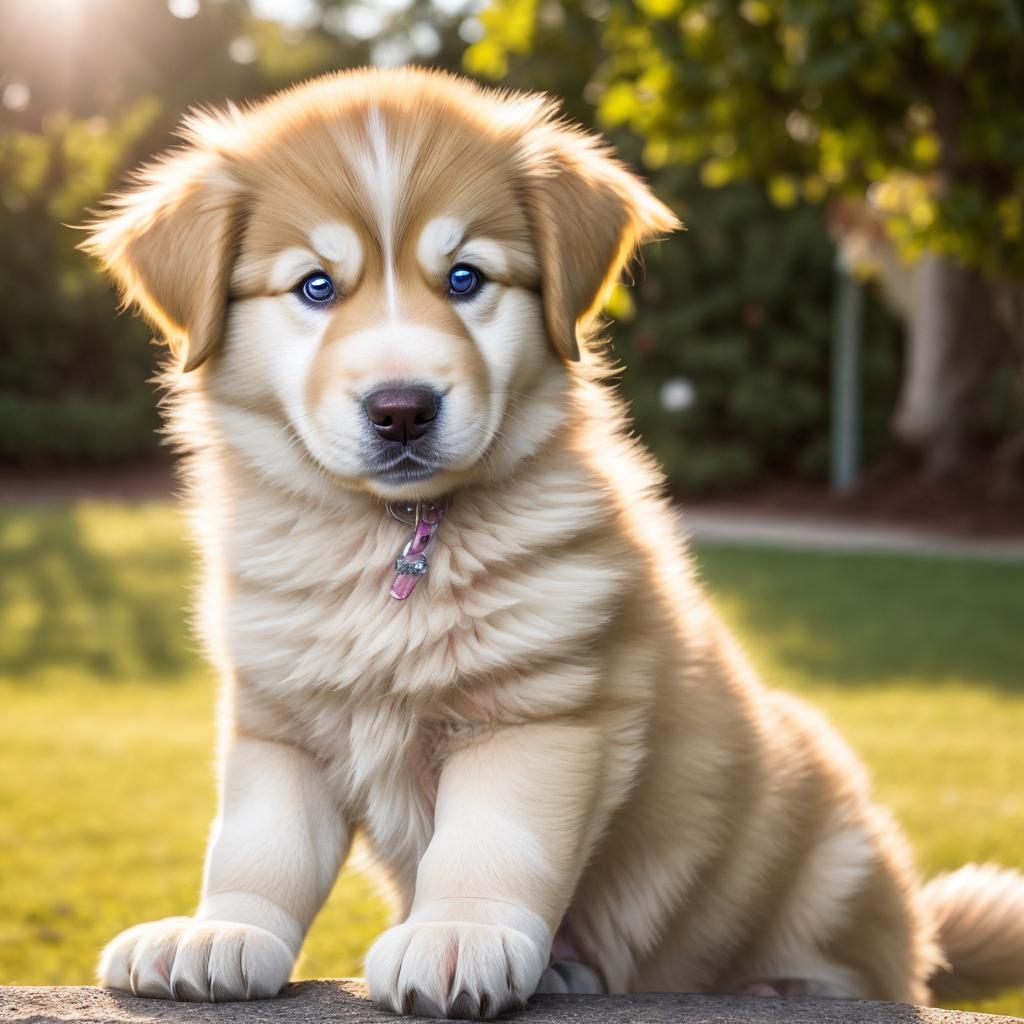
xmin=1 ymin=501 xmax=1022 ymax=1015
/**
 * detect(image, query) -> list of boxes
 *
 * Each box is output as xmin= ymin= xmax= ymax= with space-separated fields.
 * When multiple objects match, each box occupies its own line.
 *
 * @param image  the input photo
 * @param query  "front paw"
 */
xmin=365 ymin=921 xmax=547 ymax=1019
xmin=98 ymin=917 xmax=294 ymax=1001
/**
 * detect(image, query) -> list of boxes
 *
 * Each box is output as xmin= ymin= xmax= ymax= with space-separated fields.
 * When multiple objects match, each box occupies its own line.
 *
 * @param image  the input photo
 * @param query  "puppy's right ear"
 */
xmin=519 ymin=116 xmax=680 ymax=363
xmin=81 ymin=150 xmax=242 ymax=372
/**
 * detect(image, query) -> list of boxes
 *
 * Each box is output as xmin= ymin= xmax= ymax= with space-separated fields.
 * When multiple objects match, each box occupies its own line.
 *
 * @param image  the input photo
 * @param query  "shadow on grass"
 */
xmin=0 ymin=502 xmax=198 ymax=683
xmin=3 ymin=501 xmax=1020 ymax=694
xmin=695 ymin=544 xmax=1024 ymax=694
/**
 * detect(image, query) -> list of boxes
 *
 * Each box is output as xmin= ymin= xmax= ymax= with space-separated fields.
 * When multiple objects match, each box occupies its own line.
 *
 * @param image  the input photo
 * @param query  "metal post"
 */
xmin=831 ymin=248 xmax=863 ymax=494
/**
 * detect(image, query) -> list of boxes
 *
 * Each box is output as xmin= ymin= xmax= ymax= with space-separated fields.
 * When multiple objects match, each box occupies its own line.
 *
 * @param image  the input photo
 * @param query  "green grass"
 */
xmin=0 ymin=503 xmax=387 ymax=988
xmin=1 ymin=502 xmax=1022 ymax=1016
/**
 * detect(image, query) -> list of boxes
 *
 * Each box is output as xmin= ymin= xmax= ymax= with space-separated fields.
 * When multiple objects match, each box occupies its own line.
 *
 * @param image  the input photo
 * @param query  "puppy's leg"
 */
xmin=365 ymin=721 xmax=605 ymax=1019
xmin=99 ymin=736 xmax=347 ymax=1001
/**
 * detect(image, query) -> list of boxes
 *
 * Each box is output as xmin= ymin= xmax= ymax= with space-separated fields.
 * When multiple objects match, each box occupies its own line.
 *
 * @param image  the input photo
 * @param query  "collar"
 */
xmin=386 ymin=497 xmax=451 ymax=600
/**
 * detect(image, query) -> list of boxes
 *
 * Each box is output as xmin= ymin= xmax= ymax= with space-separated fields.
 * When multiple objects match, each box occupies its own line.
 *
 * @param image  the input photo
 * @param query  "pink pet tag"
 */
xmin=387 ymin=498 xmax=450 ymax=600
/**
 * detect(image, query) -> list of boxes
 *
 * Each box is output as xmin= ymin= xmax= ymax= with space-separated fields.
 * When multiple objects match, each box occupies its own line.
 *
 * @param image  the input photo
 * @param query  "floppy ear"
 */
xmin=521 ymin=124 xmax=680 ymax=362
xmin=82 ymin=150 xmax=242 ymax=372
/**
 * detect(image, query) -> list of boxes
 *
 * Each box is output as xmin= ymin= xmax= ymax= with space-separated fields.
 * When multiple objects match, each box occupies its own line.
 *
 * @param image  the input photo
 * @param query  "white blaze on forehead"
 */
xmin=309 ymin=222 xmax=363 ymax=281
xmin=353 ymin=106 xmax=400 ymax=320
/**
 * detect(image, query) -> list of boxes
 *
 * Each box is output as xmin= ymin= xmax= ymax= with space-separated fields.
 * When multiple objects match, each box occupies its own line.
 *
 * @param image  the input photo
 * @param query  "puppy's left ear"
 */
xmin=521 ymin=122 xmax=680 ymax=362
xmin=81 ymin=150 xmax=242 ymax=373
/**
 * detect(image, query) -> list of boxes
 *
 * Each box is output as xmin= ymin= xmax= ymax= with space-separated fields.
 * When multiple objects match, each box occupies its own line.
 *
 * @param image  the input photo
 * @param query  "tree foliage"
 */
xmin=470 ymin=0 xmax=1024 ymax=275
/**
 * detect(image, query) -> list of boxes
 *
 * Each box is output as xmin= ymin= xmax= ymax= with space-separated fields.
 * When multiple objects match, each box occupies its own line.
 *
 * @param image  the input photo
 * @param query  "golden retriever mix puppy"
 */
xmin=84 ymin=68 xmax=1024 ymax=1017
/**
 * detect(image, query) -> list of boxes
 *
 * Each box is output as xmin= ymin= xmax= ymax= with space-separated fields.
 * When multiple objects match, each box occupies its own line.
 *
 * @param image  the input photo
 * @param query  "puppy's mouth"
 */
xmin=368 ymin=450 xmax=444 ymax=484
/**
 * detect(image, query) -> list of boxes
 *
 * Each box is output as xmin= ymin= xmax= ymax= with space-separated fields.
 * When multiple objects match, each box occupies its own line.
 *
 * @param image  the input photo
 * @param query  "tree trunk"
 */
xmin=890 ymin=253 xmax=1002 ymax=477
xmin=832 ymin=200 xmax=1019 ymax=479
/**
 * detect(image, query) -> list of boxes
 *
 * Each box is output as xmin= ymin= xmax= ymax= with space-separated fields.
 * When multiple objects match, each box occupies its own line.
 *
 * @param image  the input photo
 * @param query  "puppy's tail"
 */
xmin=924 ymin=863 xmax=1024 ymax=1000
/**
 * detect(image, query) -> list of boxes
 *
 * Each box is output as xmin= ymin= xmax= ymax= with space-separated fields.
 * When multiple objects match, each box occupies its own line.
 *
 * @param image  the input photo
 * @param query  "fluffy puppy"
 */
xmin=84 ymin=68 xmax=1024 ymax=1017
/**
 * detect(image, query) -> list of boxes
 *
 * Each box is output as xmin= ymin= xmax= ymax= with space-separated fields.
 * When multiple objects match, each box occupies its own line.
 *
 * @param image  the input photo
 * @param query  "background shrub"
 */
xmin=613 ymin=181 xmax=903 ymax=493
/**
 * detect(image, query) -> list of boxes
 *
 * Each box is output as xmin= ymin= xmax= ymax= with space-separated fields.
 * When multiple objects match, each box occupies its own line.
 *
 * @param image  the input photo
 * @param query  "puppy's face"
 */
xmin=222 ymin=101 xmax=551 ymax=499
xmin=86 ymin=70 xmax=677 ymax=500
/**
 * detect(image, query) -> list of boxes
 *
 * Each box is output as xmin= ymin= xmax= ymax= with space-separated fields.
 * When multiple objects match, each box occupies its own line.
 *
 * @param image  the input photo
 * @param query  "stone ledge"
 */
xmin=1 ymin=981 xmax=1020 ymax=1024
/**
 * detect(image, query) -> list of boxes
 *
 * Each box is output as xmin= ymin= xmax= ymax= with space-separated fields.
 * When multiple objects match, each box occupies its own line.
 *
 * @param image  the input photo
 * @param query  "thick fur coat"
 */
xmin=84 ymin=68 xmax=1024 ymax=1017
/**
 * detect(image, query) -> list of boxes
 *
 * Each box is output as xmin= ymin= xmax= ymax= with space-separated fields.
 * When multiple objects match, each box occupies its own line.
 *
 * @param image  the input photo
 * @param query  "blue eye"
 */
xmin=297 ymin=273 xmax=335 ymax=305
xmin=447 ymin=264 xmax=484 ymax=299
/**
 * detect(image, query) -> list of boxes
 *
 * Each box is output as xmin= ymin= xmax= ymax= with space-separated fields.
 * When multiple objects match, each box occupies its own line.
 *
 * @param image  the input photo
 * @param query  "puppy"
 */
xmin=84 ymin=68 xmax=1024 ymax=1017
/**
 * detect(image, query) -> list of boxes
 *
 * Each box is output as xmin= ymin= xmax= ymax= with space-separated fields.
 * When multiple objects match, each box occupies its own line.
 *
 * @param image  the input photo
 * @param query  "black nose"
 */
xmin=364 ymin=386 xmax=440 ymax=443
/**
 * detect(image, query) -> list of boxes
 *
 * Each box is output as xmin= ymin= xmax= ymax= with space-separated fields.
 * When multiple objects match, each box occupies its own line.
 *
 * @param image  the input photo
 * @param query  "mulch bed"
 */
xmin=685 ymin=459 xmax=1024 ymax=539
xmin=0 ymin=455 xmax=178 ymax=504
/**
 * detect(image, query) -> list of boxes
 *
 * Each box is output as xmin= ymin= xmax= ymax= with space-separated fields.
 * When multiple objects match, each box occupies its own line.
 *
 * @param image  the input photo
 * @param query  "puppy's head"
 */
xmin=84 ymin=69 xmax=678 ymax=500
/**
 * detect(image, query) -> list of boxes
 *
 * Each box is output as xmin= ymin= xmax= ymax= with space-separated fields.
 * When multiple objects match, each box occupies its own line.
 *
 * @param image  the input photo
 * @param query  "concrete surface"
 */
xmin=683 ymin=511 xmax=1024 ymax=561
xmin=1 ymin=981 xmax=1021 ymax=1024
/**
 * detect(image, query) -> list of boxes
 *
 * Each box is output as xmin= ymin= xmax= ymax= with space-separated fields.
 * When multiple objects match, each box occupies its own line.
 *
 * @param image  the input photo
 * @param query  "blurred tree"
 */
xmin=0 ymin=0 xmax=281 ymax=461
xmin=469 ymin=0 xmax=1024 ymax=479
xmin=0 ymin=0 xmax=465 ymax=463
